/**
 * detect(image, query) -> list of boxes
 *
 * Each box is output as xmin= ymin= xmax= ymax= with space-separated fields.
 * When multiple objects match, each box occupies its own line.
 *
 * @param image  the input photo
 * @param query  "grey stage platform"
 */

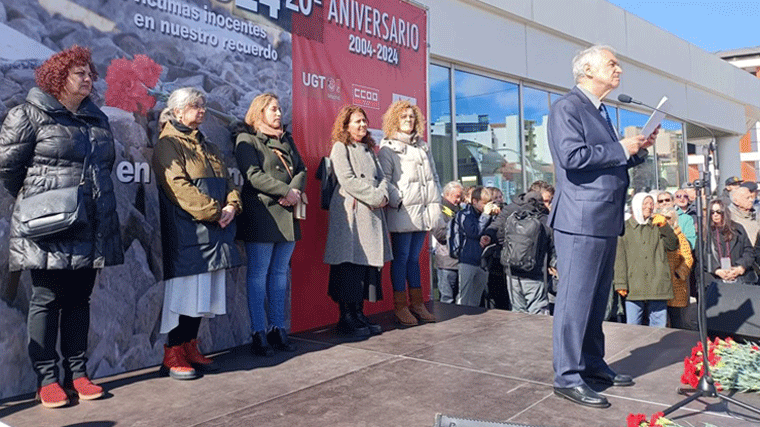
xmin=2 ymin=303 xmax=759 ymax=427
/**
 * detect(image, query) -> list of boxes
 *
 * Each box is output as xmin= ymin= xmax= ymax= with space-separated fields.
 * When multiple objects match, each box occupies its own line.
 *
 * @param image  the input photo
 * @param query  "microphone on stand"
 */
xmin=617 ymin=93 xmax=715 ymax=150
xmin=618 ymin=92 xmax=716 ymax=192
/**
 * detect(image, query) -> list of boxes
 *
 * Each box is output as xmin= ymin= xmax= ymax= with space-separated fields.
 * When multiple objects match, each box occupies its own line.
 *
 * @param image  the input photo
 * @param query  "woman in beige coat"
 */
xmin=378 ymin=100 xmax=441 ymax=325
xmin=324 ymin=105 xmax=393 ymax=337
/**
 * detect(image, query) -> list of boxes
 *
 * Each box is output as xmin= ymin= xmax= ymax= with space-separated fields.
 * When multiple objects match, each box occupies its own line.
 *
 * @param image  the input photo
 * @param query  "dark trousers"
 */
xmin=552 ymin=231 xmax=617 ymax=388
xmin=328 ymin=263 xmax=383 ymax=303
xmin=28 ymin=268 xmax=97 ymax=387
xmin=167 ymin=315 xmax=202 ymax=347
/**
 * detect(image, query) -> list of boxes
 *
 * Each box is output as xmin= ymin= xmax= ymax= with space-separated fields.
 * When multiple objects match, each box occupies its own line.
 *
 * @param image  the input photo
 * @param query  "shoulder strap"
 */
xmin=272 ymin=148 xmax=293 ymax=179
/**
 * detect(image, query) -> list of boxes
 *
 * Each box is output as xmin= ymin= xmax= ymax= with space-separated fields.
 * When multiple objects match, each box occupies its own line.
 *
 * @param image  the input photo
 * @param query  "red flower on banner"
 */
xmin=104 ymin=55 xmax=163 ymax=115
xmin=132 ymin=54 xmax=162 ymax=88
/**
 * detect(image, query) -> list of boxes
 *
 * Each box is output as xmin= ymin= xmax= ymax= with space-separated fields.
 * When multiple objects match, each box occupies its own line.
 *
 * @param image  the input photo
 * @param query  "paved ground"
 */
xmin=2 ymin=302 xmax=759 ymax=427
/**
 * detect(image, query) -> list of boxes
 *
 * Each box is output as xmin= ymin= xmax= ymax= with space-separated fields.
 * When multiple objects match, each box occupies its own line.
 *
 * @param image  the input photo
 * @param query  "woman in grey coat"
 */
xmin=0 ymin=46 xmax=123 ymax=407
xmin=324 ymin=105 xmax=393 ymax=337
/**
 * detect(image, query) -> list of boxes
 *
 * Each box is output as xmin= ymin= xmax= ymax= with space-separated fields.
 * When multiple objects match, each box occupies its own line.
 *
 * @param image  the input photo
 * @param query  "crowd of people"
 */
xmin=432 ymin=175 xmax=760 ymax=329
xmin=2 ymin=44 xmax=758 ymax=411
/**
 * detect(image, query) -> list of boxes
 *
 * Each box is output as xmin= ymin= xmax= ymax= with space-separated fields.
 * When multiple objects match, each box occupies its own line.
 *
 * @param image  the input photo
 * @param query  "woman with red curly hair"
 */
xmin=0 ymin=45 xmax=124 ymax=408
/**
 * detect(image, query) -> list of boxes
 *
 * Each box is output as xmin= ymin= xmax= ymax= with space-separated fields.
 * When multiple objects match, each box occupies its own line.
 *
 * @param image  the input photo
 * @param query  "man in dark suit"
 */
xmin=548 ymin=45 xmax=658 ymax=408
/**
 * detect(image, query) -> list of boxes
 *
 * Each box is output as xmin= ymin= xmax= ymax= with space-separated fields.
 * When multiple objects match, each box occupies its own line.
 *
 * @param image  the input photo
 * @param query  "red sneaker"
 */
xmin=64 ymin=377 xmax=104 ymax=400
xmin=36 ymin=383 xmax=69 ymax=408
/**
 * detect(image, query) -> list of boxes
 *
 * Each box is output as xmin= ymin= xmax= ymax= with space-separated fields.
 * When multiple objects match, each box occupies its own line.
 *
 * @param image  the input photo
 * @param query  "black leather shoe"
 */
xmin=267 ymin=326 xmax=297 ymax=352
xmin=584 ymin=370 xmax=635 ymax=387
xmin=553 ymin=384 xmax=610 ymax=408
xmin=251 ymin=331 xmax=275 ymax=357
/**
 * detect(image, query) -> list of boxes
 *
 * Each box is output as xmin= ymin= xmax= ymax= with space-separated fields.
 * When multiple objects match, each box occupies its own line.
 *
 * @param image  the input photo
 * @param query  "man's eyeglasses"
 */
xmin=657 ymin=198 xmax=672 ymax=203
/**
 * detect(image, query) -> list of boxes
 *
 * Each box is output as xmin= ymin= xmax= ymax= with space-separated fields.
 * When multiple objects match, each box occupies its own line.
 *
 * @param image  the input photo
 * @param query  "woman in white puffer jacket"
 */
xmin=378 ymin=100 xmax=441 ymax=326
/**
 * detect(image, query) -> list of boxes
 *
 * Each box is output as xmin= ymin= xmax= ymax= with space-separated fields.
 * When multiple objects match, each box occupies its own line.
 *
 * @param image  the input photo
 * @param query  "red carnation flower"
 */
xmin=133 ymin=54 xmax=162 ymax=88
xmin=104 ymin=56 xmax=163 ymax=115
xmin=627 ymin=413 xmax=648 ymax=427
xmin=649 ymin=411 xmax=664 ymax=425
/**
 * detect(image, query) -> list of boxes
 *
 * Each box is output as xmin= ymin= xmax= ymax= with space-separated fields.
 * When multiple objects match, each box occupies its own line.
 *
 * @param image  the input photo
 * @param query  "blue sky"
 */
xmin=608 ymin=1 xmax=760 ymax=52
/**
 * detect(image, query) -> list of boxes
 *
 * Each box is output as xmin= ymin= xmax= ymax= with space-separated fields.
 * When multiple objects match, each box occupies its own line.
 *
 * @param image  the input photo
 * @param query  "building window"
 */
xmin=452 ymin=70 xmax=521 ymax=197
xmin=620 ymin=108 xmax=656 ymax=195
xmin=429 ymin=64 xmax=454 ymax=184
xmin=657 ymin=119 xmax=686 ymax=191
xmin=619 ymin=108 xmax=685 ymax=195
xmin=522 ymin=86 xmax=558 ymax=189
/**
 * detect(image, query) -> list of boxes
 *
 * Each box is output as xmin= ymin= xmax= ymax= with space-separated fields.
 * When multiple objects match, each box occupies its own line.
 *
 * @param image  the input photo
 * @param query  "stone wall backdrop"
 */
xmin=0 ymin=0 xmax=292 ymax=399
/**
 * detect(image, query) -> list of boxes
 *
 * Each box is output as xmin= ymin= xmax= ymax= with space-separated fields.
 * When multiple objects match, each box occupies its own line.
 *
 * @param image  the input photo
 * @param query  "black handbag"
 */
xmin=15 ymin=146 xmax=92 ymax=240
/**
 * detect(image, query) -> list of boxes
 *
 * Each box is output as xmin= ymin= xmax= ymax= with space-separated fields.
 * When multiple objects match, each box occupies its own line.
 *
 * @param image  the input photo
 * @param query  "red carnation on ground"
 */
xmin=627 ymin=413 xmax=647 ymax=427
xmin=649 ymin=412 xmax=665 ymax=425
xmin=104 ymin=55 xmax=163 ymax=115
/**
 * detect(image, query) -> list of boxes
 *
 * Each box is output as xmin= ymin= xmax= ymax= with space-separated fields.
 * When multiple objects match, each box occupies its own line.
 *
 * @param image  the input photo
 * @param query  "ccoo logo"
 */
xmin=352 ymin=84 xmax=380 ymax=110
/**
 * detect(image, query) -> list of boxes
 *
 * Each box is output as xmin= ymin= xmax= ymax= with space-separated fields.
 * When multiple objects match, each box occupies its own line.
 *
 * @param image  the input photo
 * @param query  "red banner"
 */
xmin=290 ymin=0 xmax=428 ymax=331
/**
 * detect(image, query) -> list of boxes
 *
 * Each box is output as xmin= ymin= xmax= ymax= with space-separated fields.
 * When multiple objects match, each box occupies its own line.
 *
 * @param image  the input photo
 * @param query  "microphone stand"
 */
xmin=619 ymin=95 xmax=760 ymax=419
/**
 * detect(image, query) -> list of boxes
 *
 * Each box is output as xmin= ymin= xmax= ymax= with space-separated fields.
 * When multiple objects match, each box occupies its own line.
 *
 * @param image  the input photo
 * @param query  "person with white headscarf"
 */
xmin=613 ymin=192 xmax=678 ymax=327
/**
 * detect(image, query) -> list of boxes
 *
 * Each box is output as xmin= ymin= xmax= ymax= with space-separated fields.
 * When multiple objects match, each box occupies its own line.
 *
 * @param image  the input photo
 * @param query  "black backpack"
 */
xmin=315 ymin=156 xmax=337 ymax=210
xmin=500 ymin=209 xmax=544 ymax=272
xmin=447 ymin=208 xmax=466 ymax=259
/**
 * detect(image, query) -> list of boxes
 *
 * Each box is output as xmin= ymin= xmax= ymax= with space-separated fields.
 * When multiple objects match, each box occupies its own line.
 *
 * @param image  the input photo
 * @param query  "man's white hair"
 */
xmin=442 ymin=181 xmax=464 ymax=197
xmin=572 ymin=45 xmax=616 ymax=83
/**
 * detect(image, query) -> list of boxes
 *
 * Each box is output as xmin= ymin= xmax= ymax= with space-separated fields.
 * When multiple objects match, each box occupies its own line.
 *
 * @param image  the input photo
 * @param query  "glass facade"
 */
xmin=429 ymin=64 xmax=454 ymax=184
xmin=428 ymin=62 xmax=688 ymax=201
xmin=522 ymin=86 xmax=558 ymax=189
xmin=452 ymin=70 xmax=521 ymax=197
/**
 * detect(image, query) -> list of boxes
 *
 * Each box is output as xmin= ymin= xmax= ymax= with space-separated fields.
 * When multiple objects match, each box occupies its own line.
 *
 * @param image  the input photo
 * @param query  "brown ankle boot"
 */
xmin=409 ymin=288 xmax=436 ymax=322
xmin=394 ymin=291 xmax=418 ymax=326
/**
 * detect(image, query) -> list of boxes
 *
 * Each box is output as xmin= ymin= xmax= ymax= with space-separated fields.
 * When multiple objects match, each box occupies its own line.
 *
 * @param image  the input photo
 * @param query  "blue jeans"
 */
xmin=390 ymin=231 xmax=427 ymax=292
xmin=625 ymin=300 xmax=667 ymax=327
xmin=245 ymin=241 xmax=296 ymax=333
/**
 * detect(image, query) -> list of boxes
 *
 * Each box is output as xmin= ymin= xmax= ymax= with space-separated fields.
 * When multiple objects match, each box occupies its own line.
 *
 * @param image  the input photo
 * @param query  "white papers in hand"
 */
xmin=641 ymin=96 xmax=670 ymax=138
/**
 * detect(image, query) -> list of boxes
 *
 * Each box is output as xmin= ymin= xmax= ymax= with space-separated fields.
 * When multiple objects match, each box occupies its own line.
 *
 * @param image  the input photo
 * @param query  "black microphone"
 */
xmin=617 ymin=93 xmax=646 ymax=106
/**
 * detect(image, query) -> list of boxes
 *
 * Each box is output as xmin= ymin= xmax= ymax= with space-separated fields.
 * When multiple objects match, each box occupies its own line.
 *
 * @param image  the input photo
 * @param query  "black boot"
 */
xmin=251 ymin=330 xmax=274 ymax=357
xmin=336 ymin=302 xmax=370 ymax=337
xmin=267 ymin=326 xmax=297 ymax=352
xmin=354 ymin=301 xmax=382 ymax=335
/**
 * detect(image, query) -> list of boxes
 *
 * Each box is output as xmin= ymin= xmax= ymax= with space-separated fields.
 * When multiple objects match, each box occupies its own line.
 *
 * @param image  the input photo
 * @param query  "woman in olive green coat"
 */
xmin=613 ymin=192 xmax=678 ymax=327
xmin=235 ymin=93 xmax=306 ymax=356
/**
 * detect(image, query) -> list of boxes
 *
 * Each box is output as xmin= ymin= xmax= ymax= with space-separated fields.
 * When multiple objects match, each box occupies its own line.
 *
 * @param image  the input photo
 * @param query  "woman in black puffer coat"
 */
xmin=0 ymin=46 xmax=123 ymax=408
